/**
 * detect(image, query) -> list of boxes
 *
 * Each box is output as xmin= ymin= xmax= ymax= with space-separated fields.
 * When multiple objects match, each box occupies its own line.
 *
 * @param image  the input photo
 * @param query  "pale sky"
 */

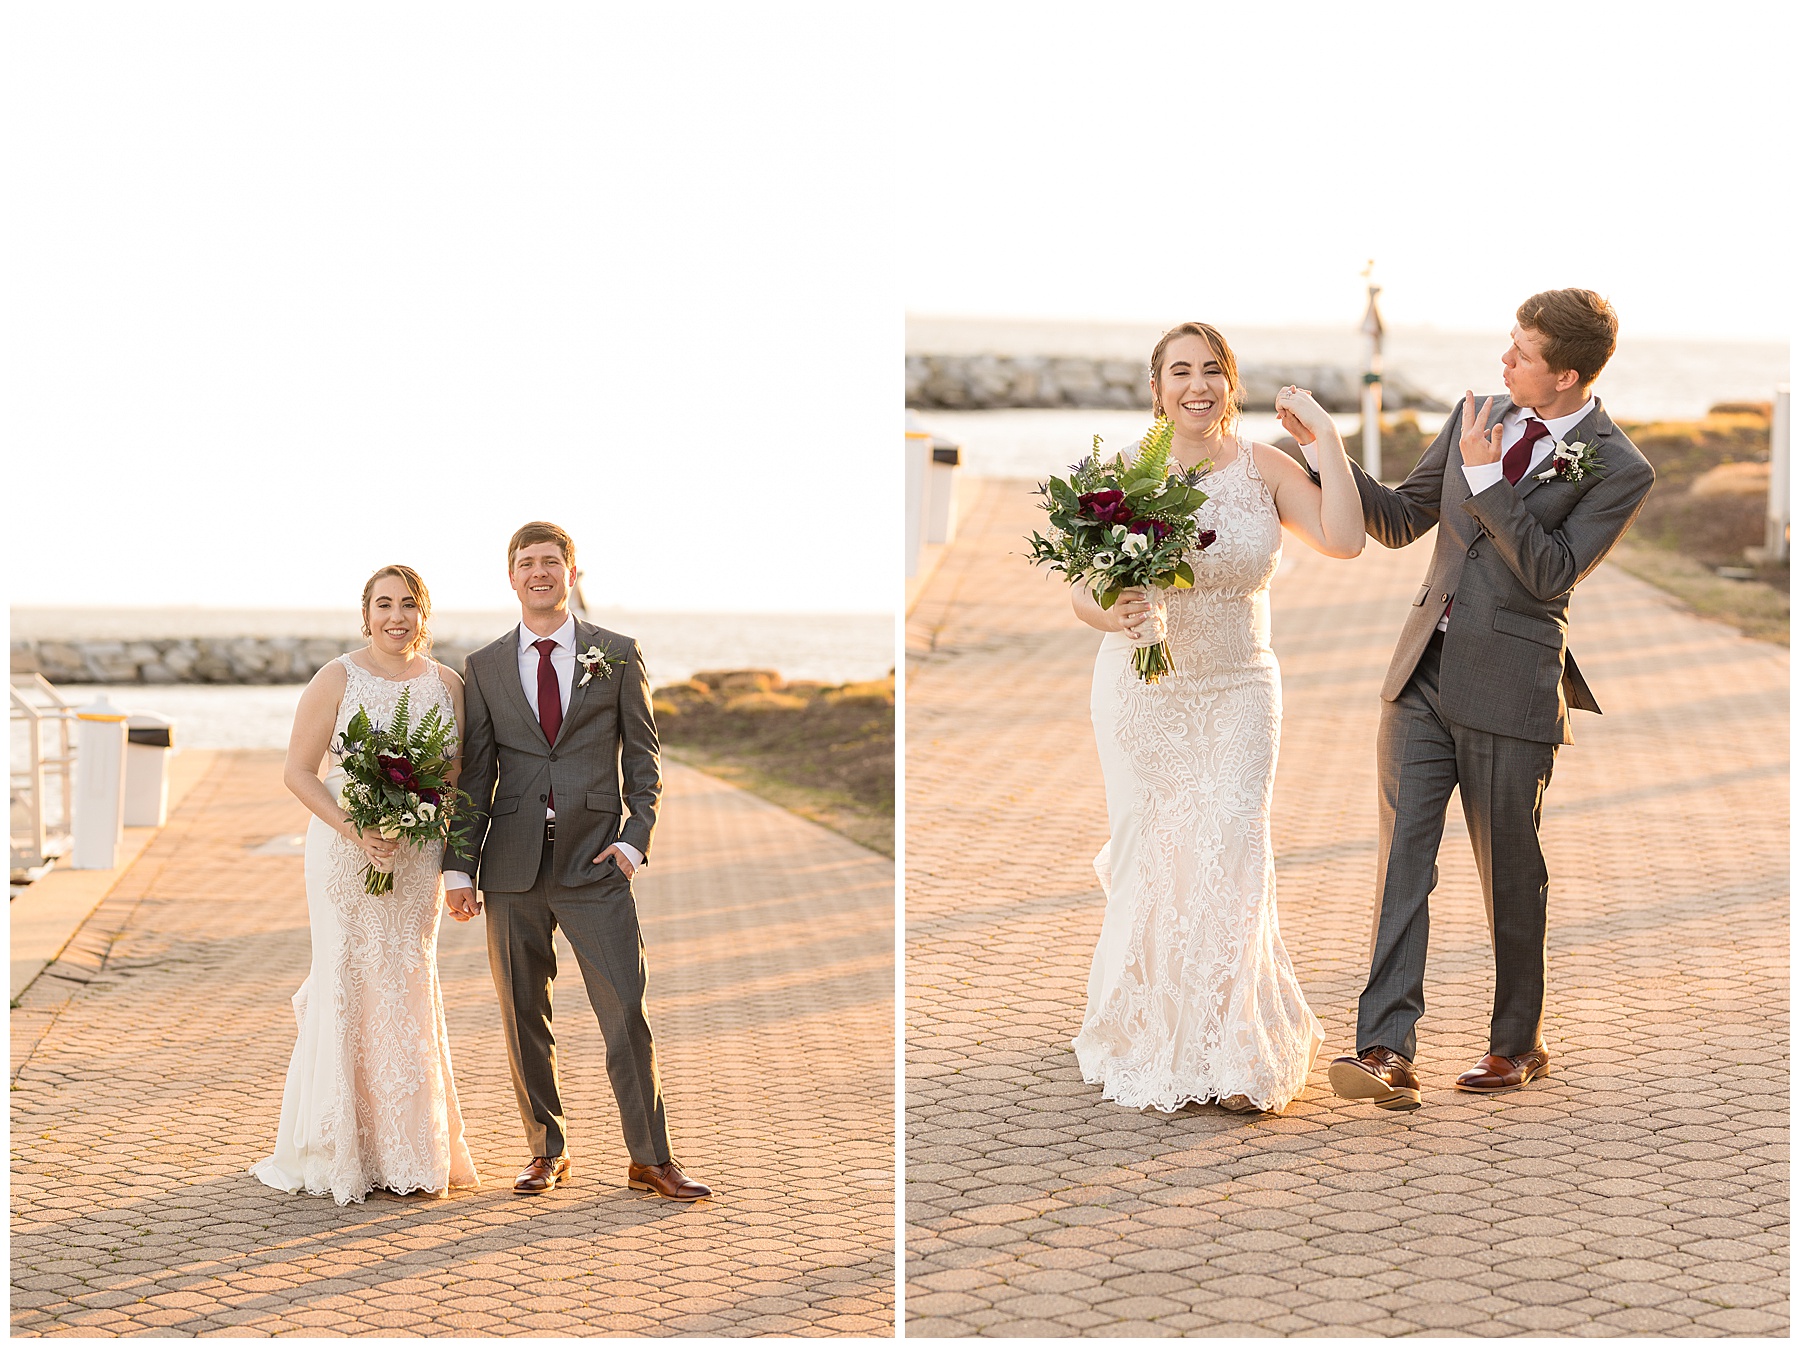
xmin=902 ymin=4 xmax=1796 ymax=341
xmin=6 ymin=7 xmax=1792 ymax=617
xmin=6 ymin=6 xmax=898 ymax=613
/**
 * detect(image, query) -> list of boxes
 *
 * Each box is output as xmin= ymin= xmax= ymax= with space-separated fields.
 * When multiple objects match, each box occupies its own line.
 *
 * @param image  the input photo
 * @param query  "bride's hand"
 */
xmin=1112 ymin=586 xmax=1150 ymax=636
xmin=344 ymin=823 xmax=398 ymax=868
xmin=1114 ymin=587 xmax=1166 ymax=644
xmin=1274 ymin=385 xmax=1329 ymax=445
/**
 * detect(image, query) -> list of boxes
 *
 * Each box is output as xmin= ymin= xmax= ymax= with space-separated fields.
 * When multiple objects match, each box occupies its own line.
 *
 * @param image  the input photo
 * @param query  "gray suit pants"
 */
xmin=1360 ymin=633 xmax=1559 ymax=1061
xmin=484 ymin=834 xmax=672 ymax=1166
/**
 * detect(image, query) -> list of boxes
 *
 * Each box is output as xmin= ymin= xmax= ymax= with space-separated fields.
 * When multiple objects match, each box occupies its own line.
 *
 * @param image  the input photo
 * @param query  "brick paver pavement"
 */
xmin=12 ymin=754 xmax=894 ymax=1336
xmin=906 ymin=477 xmax=1787 ymax=1337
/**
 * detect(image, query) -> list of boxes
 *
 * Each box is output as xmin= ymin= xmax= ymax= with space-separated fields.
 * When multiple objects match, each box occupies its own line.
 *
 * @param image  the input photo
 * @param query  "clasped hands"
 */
xmin=442 ymin=842 xmax=637 ymax=924
xmin=1273 ymin=384 xmax=1331 ymax=446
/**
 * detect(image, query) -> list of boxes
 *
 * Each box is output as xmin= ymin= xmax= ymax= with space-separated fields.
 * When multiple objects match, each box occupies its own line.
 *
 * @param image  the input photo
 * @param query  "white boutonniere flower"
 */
xmin=575 ymin=643 xmax=622 ymax=688
xmin=1535 ymin=438 xmax=1603 ymax=484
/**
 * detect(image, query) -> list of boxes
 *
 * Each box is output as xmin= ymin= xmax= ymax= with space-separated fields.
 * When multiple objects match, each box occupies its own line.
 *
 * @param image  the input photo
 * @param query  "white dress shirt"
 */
xmin=442 ymin=614 xmax=644 ymax=892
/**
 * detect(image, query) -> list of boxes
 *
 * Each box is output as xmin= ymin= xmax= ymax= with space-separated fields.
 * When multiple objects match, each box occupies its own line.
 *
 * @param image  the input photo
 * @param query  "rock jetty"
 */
xmin=10 ymin=636 xmax=479 ymax=685
xmin=905 ymin=353 xmax=1447 ymax=414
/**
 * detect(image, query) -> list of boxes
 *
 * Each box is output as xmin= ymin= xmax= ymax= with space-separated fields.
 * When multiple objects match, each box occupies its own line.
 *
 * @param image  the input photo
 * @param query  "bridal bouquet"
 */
xmin=332 ymin=686 xmax=474 ymax=895
xmin=1026 ymin=416 xmax=1213 ymax=683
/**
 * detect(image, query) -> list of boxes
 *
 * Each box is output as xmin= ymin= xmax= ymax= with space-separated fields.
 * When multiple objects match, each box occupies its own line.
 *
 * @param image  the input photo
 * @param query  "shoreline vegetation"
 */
xmin=652 ymin=670 xmax=895 ymax=857
xmin=1310 ymin=404 xmax=1786 ymax=645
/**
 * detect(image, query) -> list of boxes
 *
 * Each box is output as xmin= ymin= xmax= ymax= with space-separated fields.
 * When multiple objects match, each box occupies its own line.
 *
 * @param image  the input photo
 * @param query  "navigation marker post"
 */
xmin=1360 ymin=261 xmax=1384 ymax=482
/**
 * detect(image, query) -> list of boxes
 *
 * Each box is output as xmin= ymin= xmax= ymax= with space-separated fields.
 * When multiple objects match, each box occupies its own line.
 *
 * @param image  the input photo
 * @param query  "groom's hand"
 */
xmin=595 ymin=843 xmax=638 ymax=878
xmin=1460 ymin=391 xmax=1505 ymax=466
xmin=445 ymin=885 xmax=481 ymax=921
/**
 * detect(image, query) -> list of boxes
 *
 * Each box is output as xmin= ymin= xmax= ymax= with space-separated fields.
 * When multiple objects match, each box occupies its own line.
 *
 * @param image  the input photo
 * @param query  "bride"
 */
xmin=1070 ymin=322 xmax=1363 ymax=1115
xmin=252 ymin=564 xmax=479 ymax=1203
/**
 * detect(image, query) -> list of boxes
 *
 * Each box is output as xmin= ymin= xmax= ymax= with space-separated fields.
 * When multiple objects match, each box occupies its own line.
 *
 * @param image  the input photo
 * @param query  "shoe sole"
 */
xmin=1453 ymin=1067 xmax=1551 ymax=1094
xmin=1328 ymin=1059 xmax=1423 ymax=1111
xmin=628 ymin=1179 xmax=708 ymax=1201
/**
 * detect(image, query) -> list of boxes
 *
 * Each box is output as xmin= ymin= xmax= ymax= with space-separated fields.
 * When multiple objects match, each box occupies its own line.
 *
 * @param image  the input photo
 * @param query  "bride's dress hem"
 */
xmin=249 ymin=1158 xmax=480 ymax=1208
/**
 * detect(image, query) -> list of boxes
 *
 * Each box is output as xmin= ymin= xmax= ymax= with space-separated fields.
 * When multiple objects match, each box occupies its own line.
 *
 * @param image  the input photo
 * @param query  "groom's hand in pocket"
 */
xmin=445 ymin=886 xmax=481 ymax=921
xmin=594 ymin=844 xmax=638 ymax=879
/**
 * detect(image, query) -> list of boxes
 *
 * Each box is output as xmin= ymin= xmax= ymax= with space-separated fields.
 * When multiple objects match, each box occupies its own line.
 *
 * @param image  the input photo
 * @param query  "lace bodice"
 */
xmin=333 ymin=655 xmax=455 ymax=749
xmin=1159 ymin=437 xmax=1284 ymax=674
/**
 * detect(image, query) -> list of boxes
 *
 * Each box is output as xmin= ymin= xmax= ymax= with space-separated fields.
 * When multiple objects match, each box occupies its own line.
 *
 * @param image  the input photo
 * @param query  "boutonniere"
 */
xmin=575 ymin=643 xmax=622 ymax=688
xmin=1535 ymin=438 xmax=1603 ymax=484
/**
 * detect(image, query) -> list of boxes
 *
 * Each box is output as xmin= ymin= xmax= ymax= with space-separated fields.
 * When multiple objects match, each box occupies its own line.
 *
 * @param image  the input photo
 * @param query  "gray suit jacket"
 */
xmin=445 ymin=619 xmax=663 ymax=892
xmin=1346 ymin=395 xmax=1654 ymax=745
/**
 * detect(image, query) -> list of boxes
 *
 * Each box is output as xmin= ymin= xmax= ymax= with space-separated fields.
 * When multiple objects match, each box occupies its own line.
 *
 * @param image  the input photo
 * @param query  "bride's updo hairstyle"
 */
xmin=1149 ymin=321 xmax=1245 ymax=427
xmin=360 ymin=564 xmax=433 ymax=655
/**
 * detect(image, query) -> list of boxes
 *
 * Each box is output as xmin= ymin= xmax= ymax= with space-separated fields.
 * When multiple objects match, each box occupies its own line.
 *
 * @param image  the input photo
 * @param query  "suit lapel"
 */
xmin=495 ymin=625 xmax=552 ymax=749
xmin=566 ymin=619 xmax=599 ymax=720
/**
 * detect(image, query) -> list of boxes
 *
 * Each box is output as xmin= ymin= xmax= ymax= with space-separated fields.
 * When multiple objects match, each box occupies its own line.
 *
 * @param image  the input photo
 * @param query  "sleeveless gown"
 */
xmin=251 ymin=655 xmax=479 ymax=1204
xmin=1072 ymin=440 xmax=1323 ymax=1114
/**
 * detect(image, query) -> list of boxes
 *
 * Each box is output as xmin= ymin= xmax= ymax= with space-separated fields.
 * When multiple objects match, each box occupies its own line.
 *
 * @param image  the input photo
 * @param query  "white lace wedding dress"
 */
xmin=251 ymin=655 xmax=479 ymax=1204
xmin=1073 ymin=439 xmax=1323 ymax=1113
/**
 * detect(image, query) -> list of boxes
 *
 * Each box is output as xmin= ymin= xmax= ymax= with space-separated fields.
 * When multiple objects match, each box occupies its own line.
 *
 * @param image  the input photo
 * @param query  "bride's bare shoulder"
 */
xmin=1247 ymin=440 xmax=1309 ymax=483
xmin=308 ymin=656 xmax=351 ymax=694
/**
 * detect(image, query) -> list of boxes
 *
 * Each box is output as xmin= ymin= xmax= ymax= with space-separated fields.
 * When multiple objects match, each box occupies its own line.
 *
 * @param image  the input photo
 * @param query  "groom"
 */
xmin=443 ymin=521 xmax=709 ymax=1199
xmin=1301 ymin=290 xmax=1654 ymax=1111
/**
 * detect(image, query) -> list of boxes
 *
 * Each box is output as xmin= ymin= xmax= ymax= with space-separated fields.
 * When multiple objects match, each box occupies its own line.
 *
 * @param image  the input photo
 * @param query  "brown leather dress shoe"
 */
xmin=627 ymin=1159 xmax=712 ymax=1201
xmin=1327 ymin=1046 xmax=1423 ymax=1111
xmin=1454 ymin=1047 xmax=1552 ymax=1093
xmin=514 ymin=1154 xmax=571 ymax=1194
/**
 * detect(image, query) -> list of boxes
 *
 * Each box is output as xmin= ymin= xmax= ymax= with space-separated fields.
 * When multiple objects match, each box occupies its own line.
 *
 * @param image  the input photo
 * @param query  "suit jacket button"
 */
xmin=539 ymin=794 xmax=547 ymax=803
xmin=548 ymin=753 xmax=558 ymax=762
xmin=1467 ymin=545 xmax=1479 ymax=558
xmin=1441 ymin=593 xmax=1450 ymax=601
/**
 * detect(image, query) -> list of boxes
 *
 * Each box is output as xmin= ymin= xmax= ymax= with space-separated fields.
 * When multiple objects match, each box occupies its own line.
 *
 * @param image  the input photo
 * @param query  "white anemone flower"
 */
xmin=418 ymin=801 xmax=438 ymax=822
xmin=1121 ymin=532 xmax=1149 ymax=557
xmin=398 ymin=811 xmax=418 ymax=829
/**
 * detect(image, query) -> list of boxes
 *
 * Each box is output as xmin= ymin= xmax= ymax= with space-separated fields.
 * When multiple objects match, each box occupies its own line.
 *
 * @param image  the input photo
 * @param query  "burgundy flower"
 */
xmin=1077 ymin=489 xmax=1135 ymax=525
xmin=419 ymin=788 xmax=440 ymax=806
xmin=378 ymin=754 xmax=418 ymax=787
xmin=1127 ymin=519 xmax=1168 ymax=543
xmin=1197 ymin=530 xmax=1217 ymax=551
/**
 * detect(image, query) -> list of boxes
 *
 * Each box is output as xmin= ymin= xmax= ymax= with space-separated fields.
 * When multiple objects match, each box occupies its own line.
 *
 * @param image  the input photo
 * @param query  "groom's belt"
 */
xmin=543 ymin=816 xmax=556 ymax=843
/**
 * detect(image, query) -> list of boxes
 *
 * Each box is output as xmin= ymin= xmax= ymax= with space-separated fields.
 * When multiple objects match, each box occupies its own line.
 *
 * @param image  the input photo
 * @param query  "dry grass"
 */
xmin=653 ymin=670 xmax=895 ymax=856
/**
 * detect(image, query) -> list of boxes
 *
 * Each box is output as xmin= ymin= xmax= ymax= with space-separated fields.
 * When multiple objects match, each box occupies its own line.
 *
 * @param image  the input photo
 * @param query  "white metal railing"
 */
xmin=11 ymin=674 xmax=77 ymax=880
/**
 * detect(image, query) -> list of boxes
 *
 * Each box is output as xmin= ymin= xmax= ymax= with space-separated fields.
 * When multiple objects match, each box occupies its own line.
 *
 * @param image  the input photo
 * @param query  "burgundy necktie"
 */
xmin=534 ymin=638 xmax=561 ymax=809
xmin=1503 ymin=417 xmax=1550 ymax=485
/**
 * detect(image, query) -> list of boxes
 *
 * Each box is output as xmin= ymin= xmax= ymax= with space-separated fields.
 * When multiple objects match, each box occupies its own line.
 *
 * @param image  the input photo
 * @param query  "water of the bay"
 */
xmin=13 ymin=609 xmax=893 ymax=751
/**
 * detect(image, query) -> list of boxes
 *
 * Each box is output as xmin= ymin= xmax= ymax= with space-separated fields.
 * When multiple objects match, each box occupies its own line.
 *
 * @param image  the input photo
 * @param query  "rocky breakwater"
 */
xmin=11 ymin=636 xmax=480 ymax=684
xmin=906 ymin=353 xmax=1447 ymax=414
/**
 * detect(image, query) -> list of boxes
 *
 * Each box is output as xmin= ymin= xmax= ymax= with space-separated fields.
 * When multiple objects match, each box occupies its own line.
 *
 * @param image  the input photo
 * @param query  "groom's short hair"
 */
xmin=508 ymin=521 xmax=576 ymax=572
xmin=1516 ymin=289 xmax=1618 ymax=388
